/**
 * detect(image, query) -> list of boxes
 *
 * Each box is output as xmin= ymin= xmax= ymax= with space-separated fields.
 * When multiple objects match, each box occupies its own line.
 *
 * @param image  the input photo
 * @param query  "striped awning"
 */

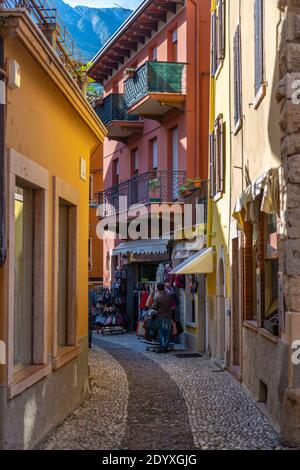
xmin=112 ymin=239 xmax=169 ymax=256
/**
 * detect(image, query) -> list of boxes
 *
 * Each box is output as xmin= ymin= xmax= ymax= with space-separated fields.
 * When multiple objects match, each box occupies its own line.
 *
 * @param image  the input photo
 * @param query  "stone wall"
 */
xmin=277 ymin=0 xmax=300 ymax=446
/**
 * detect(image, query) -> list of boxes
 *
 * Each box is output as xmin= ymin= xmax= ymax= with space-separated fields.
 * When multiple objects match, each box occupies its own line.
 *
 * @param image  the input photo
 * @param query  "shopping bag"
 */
xmin=136 ymin=320 xmax=145 ymax=337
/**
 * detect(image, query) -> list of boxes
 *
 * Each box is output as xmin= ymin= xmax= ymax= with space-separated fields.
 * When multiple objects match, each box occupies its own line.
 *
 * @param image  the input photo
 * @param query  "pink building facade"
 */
xmin=89 ymin=0 xmax=210 ymax=329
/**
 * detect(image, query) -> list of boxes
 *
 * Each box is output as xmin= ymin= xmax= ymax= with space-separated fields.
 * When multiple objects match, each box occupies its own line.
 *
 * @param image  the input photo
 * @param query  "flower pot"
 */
xmin=150 ymin=197 xmax=161 ymax=203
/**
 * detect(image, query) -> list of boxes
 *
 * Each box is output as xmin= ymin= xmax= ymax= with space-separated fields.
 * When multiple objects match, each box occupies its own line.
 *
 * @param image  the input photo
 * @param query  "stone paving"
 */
xmin=40 ymin=332 xmax=287 ymax=450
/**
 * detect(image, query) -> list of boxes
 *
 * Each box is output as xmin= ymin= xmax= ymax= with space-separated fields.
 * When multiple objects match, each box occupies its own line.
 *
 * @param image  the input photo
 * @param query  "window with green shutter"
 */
xmin=209 ymin=115 xmax=225 ymax=198
xmin=233 ymin=25 xmax=242 ymax=127
xmin=254 ymin=0 xmax=264 ymax=96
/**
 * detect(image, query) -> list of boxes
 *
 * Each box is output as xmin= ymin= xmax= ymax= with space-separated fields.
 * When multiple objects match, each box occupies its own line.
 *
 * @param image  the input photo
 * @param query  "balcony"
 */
xmin=98 ymin=170 xmax=186 ymax=218
xmin=124 ymin=61 xmax=186 ymax=121
xmin=94 ymin=94 xmax=143 ymax=142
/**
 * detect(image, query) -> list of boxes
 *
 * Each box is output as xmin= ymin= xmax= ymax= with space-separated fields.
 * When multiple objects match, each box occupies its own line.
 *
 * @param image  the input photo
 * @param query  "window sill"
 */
xmin=8 ymin=363 xmax=52 ymax=400
xmin=185 ymin=322 xmax=196 ymax=329
xmin=243 ymin=321 xmax=279 ymax=344
xmin=52 ymin=345 xmax=81 ymax=371
xmin=213 ymin=192 xmax=223 ymax=203
xmin=233 ymin=118 xmax=242 ymax=136
xmin=214 ymin=60 xmax=224 ymax=80
xmin=258 ymin=328 xmax=279 ymax=344
xmin=253 ymin=83 xmax=267 ymax=110
xmin=243 ymin=320 xmax=258 ymax=333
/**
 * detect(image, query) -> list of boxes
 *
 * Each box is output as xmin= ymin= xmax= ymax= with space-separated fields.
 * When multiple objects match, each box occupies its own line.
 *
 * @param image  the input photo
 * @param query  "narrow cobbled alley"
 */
xmin=41 ymin=334 xmax=286 ymax=451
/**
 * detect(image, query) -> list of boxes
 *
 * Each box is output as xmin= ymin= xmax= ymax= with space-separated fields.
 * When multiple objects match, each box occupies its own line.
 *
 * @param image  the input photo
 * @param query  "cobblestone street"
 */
xmin=40 ymin=333 xmax=288 ymax=450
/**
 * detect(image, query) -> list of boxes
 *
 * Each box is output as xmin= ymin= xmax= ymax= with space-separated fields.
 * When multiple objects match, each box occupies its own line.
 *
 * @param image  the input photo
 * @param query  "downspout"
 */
xmin=0 ymin=34 xmax=6 ymax=450
xmin=0 ymin=36 xmax=6 ymax=267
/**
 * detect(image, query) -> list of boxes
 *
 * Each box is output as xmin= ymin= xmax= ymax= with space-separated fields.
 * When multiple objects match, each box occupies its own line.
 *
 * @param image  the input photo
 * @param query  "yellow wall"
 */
xmin=207 ymin=0 xmax=231 ymax=299
xmin=3 ymin=34 xmax=102 ymax=346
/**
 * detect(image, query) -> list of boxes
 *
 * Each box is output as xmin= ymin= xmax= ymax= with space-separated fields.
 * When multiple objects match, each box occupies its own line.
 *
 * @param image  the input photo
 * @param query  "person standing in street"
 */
xmin=88 ymin=288 xmax=97 ymax=349
xmin=152 ymin=283 xmax=174 ymax=353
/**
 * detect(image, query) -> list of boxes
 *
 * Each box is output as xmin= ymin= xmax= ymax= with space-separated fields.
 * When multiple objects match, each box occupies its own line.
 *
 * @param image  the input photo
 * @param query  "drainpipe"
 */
xmin=0 ymin=36 xmax=6 ymax=267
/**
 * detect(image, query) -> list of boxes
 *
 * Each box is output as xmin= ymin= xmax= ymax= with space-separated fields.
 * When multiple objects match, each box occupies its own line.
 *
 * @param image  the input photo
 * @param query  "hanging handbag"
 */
xmin=172 ymin=320 xmax=177 ymax=337
xmin=175 ymin=320 xmax=184 ymax=336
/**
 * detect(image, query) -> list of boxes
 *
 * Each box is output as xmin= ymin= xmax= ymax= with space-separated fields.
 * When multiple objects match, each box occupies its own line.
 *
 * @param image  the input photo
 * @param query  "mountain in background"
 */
xmin=55 ymin=0 xmax=132 ymax=60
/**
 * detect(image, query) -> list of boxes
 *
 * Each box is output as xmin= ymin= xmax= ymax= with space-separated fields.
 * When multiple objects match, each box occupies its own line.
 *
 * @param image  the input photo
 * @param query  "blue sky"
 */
xmin=64 ymin=0 xmax=142 ymax=10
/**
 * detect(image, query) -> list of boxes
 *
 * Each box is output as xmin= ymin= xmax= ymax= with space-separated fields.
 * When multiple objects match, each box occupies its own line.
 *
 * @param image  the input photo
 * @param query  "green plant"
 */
xmin=149 ymin=178 xmax=160 ymax=190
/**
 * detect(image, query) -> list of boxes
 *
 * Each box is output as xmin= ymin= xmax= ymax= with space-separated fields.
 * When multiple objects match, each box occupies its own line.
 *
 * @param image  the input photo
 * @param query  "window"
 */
xmin=113 ymin=159 xmax=119 ymax=186
xmin=233 ymin=25 xmax=242 ymax=129
xmin=151 ymin=46 xmax=158 ymax=61
xmin=171 ymin=29 xmax=178 ymax=62
xmin=263 ymin=213 xmax=279 ymax=335
xmin=211 ymin=0 xmax=225 ymax=76
xmin=7 ymin=149 xmax=49 ymax=395
xmin=131 ymin=148 xmax=139 ymax=176
xmin=254 ymin=0 xmax=264 ymax=96
xmin=88 ymin=238 xmax=92 ymax=272
xmin=244 ymin=212 xmax=279 ymax=336
xmin=151 ymin=138 xmax=158 ymax=170
xmin=209 ymin=115 xmax=225 ymax=198
xmin=131 ymin=148 xmax=139 ymax=204
xmin=171 ymin=127 xmax=179 ymax=200
xmin=14 ymin=186 xmax=34 ymax=371
xmin=52 ymin=177 xmax=79 ymax=367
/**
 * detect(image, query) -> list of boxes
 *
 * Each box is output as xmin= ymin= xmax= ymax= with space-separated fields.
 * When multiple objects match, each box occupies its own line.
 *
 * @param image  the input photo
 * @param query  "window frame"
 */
xmin=52 ymin=176 xmax=80 ymax=370
xmin=233 ymin=24 xmax=242 ymax=134
xmin=209 ymin=114 xmax=225 ymax=200
xmin=211 ymin=0 xmax=226 ymax=78
xmin=7 ymin=149 xmax=50 ymax=399
xmin=254 ymin=0 xmax=266 ymax=109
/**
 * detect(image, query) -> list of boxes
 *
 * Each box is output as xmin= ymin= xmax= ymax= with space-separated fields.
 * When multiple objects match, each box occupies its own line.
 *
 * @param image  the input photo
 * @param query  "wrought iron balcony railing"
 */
xmin=98 ymin=170 xmax=187 ymax=217
xmin=124 ymin=61 xmax=187 ymax=109
xmin=95 ymin=93 xmax=139 ymax=126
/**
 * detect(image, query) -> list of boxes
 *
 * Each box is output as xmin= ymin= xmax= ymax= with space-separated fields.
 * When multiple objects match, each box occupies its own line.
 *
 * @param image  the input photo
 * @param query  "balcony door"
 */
xmin=171 ymin=127 xmax=179 ymax=200
xmin=131 ymin=148 xmax=139 ymax=205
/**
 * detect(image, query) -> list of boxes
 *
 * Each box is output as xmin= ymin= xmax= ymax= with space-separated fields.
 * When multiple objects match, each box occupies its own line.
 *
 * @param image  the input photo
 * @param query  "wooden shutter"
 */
xmin=218 ymin=0 xmax=225 ymax=61
xmin=209 ymin=133 xmax=215 ymax=197
xmin=254 ymin=0 xmax=264 ymax=95
xmin=211 ymin=12 xmax=217 ymax=76
xmin=233 ymin=25 xmax=241 ymax=126
xmin=219 ymin=119 xmax=225 ymax=193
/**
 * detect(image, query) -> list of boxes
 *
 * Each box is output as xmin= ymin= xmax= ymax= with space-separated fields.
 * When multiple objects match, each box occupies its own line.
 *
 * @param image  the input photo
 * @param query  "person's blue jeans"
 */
xmin=158 ymin=317 xmax=172 ymax=351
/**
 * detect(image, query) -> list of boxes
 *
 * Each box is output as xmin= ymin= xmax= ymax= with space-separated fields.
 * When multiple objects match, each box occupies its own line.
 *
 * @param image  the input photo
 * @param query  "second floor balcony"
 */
xmin=98 ymin=170 xmax=187 ymax=218
xmin=124 ymin=61 xmax=187 ymax=121
xmin=94 ymin=93 xmax=143 ymax=142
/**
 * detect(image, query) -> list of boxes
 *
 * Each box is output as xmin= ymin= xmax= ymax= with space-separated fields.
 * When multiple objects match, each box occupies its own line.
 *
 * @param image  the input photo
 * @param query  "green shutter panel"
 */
xmin=254 ymin=0 xmax=263 ymax=95
xmin=211 ymin=12 xmax=217 ymax=76
xmin=234 ymin=25 xmax=241 ymax=126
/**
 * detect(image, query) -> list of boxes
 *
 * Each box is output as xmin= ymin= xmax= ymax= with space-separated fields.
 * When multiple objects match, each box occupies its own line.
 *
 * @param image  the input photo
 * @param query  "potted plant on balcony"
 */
xmin=186 ymin=177 xmax=202 ymax=192
xmin=124 ymin=67 xmax=136 ymax=79
xmin=179 ymin=184 xmax=191 ymax=198
xmin=149 ymin=178 xmax=161 ymax=202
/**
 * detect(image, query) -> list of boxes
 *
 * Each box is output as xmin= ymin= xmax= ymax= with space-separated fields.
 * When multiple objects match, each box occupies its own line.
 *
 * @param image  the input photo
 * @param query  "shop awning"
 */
xmin=112 ymin=239 xmax=169 ymax=256
xmin=172 ymin=236 xmax=205 ymax=260
xmin=232 ymin=167 xmax=279 ymax=231
xmin=170 ymin=247 xmax=214 ymax=275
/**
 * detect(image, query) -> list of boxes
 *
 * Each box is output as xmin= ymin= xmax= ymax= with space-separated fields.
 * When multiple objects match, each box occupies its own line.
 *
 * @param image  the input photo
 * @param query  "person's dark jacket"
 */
xmin=152 ymin=291 xmax=173 ymax=319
